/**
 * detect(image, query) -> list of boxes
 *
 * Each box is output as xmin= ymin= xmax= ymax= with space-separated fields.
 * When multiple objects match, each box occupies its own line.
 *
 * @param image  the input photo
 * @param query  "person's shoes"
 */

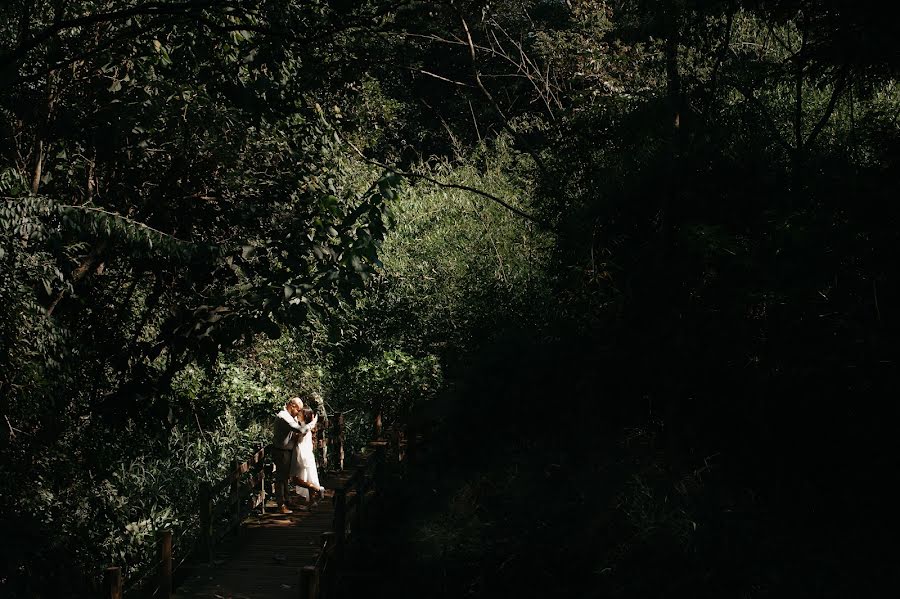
xmin=278 ymin=505 xmax=292 ymax=515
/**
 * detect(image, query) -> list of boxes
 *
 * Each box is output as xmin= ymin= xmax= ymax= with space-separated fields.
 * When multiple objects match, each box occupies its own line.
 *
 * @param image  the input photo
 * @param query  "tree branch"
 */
xmin=395 ymin=64 xmax=473 ymax=88
xmin=729 ymin=80 xmax=794 ymax=154
xmin=456 ymin=9 xmax=547 ymax=173
xmin=805 ymin=65 xmax=851 ymax=149
xmin=343 ymin=138 xmax=552 ymax=230
xmin=1 ymin=1 xmax=225 ymax=71
xmin=704 ymin=8 xmax=735 ymax=116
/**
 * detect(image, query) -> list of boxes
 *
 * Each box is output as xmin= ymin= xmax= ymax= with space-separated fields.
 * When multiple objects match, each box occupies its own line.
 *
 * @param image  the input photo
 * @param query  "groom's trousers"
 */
xmin=272 ymin=446 xmax=293 ymax=506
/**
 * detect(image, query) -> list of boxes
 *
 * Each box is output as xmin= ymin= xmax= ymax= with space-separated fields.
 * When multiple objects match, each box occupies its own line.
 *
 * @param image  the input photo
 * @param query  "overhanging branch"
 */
xmin=343 ymin=140 xmax=553 ymax=231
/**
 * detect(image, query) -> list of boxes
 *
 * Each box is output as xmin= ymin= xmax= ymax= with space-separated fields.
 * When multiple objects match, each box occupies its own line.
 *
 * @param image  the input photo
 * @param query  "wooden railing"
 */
xmin=101 ymin=412 xmax=349 ymax=599
xmin=299 ymin=440 xmax=387 ymax=599
xmin=99 ymin=410 xmax=429 ymax=599
xmin=298 ymin=407 xmax=430 ymax=599
xmin=100 ymin=528 xmax=183 ymax=599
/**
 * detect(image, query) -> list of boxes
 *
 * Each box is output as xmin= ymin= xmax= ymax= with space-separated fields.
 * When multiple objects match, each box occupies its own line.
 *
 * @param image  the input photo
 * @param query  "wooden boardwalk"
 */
xmin=101 ymin=425 xmax=409 ymax=599
xmin=174 ymin=471 xmax=355 ymax=599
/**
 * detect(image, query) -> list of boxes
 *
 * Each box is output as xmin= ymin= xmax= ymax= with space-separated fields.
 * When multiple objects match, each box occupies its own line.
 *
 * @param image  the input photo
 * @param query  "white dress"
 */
xmin=290 ymin=426 xmax=321 ymax=495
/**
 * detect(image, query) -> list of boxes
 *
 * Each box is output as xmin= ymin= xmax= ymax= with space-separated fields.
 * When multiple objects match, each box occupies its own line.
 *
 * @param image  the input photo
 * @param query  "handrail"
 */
xmin=101 ymin=412 xmax=417 ymax=599
xmin=190 ymin=413 xmax=347 ymax=587
xmin=324 ymin=439 xmax=388 ymax=586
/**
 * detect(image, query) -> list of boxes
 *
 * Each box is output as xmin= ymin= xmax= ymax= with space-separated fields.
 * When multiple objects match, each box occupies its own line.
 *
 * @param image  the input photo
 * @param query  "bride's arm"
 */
xmin=287 ymin=418 xmax=312 ymax=436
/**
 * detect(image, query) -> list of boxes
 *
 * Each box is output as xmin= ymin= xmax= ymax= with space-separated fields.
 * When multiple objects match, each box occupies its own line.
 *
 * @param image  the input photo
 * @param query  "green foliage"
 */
xmin=0 ymin=355 xmax=276 ymax=592
xmin=332 ymin=349 xmax=441 ymax=452
xmin=360 ymin=136 xmax=555 ymax=360
xmin=0 ymin=2 xmax=406 ymax=594
xmin=2 ymin=0 xmax=899 ymax=596
xmin=328 ymin=1 xmax=898 ymax=596
xmin=348 ymin=349 xmax=442 ymax=417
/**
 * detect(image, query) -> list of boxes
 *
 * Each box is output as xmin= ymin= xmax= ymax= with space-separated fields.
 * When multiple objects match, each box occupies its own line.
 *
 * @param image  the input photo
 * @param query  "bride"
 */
xmin=290 ymin=407 xmax=326 ymax=502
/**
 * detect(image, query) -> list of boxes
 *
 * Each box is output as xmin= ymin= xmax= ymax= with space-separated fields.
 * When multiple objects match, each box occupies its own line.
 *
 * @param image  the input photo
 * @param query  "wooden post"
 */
xmin=230 ymin=459 xmax=240 ymax=536
xmin=156 ymin=530 xmax=172 ymax=599
xmin=299 ymin=565 xmax=319 ymax=599
xmin=370 ymin=442 xmax=386 ymax=498
xmin=334 ymin=413 xmax=345 ymax=471
xmin=260 ymin=452 xmax=266 ymax=515
xmin=198 ymin=482 xmax=213 ymax=562
xmin=319 ymin=419 xmax=329 ymax=472
xmin=354 ymin=484 xmax=364 ymax=540
xmin=406 ymin=423 xmax=417 ymax=464
xmin=391 ymin=427 xmax=401 ymax=462
xmin=103 ymin=566 xmax=122 ymax=599
xmin=327 ymin=415 xmax=335 ymax=472
xmin=320 ymin=531 xmax=335 ymax=598
xmin=333 ymin=488 xmax=347 ymax=562
xmin=321 ymin=529 xmax=336 ymax=544
xmin=366 ymin=442 xmax=380 ymax=488
xmin=321 ymin=530 xmax=336 ymax=558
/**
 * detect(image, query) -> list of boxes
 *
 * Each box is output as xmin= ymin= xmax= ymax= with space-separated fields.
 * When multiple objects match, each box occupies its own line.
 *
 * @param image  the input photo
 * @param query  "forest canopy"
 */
xmin=1 ymin=1 xmax=898 ymax=597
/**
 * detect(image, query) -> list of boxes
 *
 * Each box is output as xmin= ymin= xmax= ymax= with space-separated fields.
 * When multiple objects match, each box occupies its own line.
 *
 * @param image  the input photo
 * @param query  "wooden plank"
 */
xmin=230 ymin=459 xmax=240 ymax=539
xmin=333 ymin=488 xmax=347 ymax=562
xmin=156 ymin=530 xmax=172 ymax=599
xmin=259 ymin=464 xmax=266 ymax=515
xmin=198 ymin=482 xmax=213 ymax=563
xmin=333 ymin=413 xmax=344 ymax=471
xmin=317 ymin=532 xmax=335 ymax=598
xmin=175 ymin=450 xmax=380 ymax=599
xmin=247 ymin=445 xmax=266 ymax=466
xmin=103 ymin=566 xmax=122 ymax=599
xmin=318 ymin=422 xmax=328 ymax=472
xmin=316 ymin=532 xmax=335 ymax=570
xmin=299 ymin=565 xmax=318 ymax=599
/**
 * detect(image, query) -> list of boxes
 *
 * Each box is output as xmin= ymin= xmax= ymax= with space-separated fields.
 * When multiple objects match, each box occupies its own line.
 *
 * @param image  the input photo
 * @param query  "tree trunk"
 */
xmin=662 ymin=0 xmax=684 ymax=243
xmin=790 ymin=15 xmax=809 ymax=205
xmin=30 ymin=140 xmax=44 ymax=194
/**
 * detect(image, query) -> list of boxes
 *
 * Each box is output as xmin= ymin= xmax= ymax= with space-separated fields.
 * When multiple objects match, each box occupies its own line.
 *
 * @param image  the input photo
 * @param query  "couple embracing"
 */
xmin=272 ymin=396 xmax=326 ymax=515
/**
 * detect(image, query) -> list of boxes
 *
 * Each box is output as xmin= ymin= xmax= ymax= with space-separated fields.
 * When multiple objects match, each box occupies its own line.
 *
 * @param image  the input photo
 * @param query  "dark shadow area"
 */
xmin=337 ymin=322 xmax=897 ymax=598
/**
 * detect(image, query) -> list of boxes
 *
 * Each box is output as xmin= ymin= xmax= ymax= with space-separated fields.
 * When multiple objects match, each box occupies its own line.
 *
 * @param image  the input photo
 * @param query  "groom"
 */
xmin=271 ymin=396 xmax=315 ymax=514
